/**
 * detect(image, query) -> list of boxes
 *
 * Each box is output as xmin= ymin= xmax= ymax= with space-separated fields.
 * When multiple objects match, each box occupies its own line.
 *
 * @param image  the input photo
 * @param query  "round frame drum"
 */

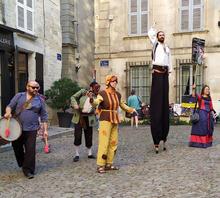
xmin=0 ymin=118 xmax=22 ymax=141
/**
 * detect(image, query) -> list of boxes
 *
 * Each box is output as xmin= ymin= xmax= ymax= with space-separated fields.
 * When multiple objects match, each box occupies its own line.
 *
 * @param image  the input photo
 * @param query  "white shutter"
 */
xmin=181 ymin=10 xmax=189 ymax=30
xmin=141 ymin=0 xmax=148 ymax=11
xmin=131 ymin=0 xmax=137 ymax=12
xmin=180 ymin=0 xmax=189 ymax=31
xmin=27 ymin=10 xmax=33 ymax=31
xmin=26 ymin=0 xmax=32 ymax=8
xmin=129 ymin=0 xmax=138 ymax=35
xmin=193 ymin=8 xmax=201 ymax=29
xmin=193 ymin=0 xmax=201 ymax=5
xmin=141 ymin=0 xmax=148 ymax=34
xmin=193 ymin=0 xmax=203 ymax=30
xmin=129 ymin=0 xmax=148 ymax=35
xmin=131 ymin=15 xmax=138 ymax=34
xmin=180 ymin=0 xmax=203 ymax=31
xmin=141 ymin=13 xmax=148 ymax=34
xmin=182 ymin=0 xmax=189 ymax=7
xmin=17 ymin=0 xmax=34 ymax=33
xmin=18 ymin=6 xmax=25 ymax=28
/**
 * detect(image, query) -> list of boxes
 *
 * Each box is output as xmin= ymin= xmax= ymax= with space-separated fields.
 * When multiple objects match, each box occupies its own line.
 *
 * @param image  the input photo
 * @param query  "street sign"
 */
xmin=57 ymin=53 xmax=62 ymax=61
xmin=100 ymin=60 xmax=109 ymax=67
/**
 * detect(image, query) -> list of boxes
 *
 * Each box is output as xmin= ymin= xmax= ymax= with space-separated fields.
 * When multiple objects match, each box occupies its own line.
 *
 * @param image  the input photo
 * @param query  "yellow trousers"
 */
xmin=97 ymin=121 xmax=118 ymax=166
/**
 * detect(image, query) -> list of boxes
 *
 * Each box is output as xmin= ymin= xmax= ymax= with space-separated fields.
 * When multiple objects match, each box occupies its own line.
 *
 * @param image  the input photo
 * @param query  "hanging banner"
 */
xmin=192 ymin=38 xmax=205 ymax=65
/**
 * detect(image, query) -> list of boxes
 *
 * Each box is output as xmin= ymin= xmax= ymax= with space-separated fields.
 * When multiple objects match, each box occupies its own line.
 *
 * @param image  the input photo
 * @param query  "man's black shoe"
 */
xmin=73 ymin=156 xmax=79 ymax=162
xmin=24 ymin=172 xmax=34 ymax=179
xmin=88 ymin=155 xmax=96 ymax=159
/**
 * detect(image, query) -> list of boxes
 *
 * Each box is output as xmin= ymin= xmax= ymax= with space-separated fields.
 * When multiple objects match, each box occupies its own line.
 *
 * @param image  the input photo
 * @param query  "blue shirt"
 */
xmin=127 ymin=95 xmax=141 ymax=110
xmin=8 ymin=92 xmax=48 ymax=131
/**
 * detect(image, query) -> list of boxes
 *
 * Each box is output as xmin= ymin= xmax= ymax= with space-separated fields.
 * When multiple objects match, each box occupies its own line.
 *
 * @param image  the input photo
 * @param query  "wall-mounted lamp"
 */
xmin=75 ymin=63 xmax=80 ymax=73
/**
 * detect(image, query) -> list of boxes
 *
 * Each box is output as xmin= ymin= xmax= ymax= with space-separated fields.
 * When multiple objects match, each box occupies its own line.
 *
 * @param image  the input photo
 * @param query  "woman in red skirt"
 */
xmin=189 ymin=85 xmax=216 ymax=148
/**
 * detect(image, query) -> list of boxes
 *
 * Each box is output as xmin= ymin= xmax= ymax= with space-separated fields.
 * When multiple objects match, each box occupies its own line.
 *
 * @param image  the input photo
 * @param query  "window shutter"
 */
xmin=141 ymin=0 xmax=148 ymax=34
xmin=193 ymin=0 xmax=202 ymax=30
xmin=129 ymin=0 xmax=148 ymax=35
xmin=141 ymin=0 xmax=148 ymax=11
xmin=27 ymin=10 xmax=33 ymax=31
xmin=129 ymin=0 xmax=138 ymax=34
xmin=131 ymin=15 xmax=137 ymax=34
xmin=26 ymin=0 xmax=32 ymax=8
xmin=141 ymin=13 xmax=148 ymax=34
xmin=131 ymin=0 xmax=137 ymax=12
xmin=181 ymin=10 xmax=189 ymax=30
xmin=193 ymin=0 xmax=201 ymax=5
xmin=182 ymin=0 xmax=189 ymax=6
xmin=18 ymin=6 xmax=25 ymax=28
xmin=193 ymin=8 xmax=201 ymax=29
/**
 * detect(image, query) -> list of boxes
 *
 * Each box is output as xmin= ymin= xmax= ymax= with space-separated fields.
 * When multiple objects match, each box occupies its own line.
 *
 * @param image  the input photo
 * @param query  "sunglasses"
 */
xmin=111 ymin=80 xmax=118 ymax=83
xmin=29 ymin=85 xmax=40 ymax=90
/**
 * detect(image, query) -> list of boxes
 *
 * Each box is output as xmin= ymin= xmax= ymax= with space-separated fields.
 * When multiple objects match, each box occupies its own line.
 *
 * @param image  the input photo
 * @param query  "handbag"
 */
xmin=137 ymin=96 xmax=142 ymax=107
xmin=125 ymin=111 xmax=132 ymax=118
xmin=190 ymin=97 xmax=200 ymax=124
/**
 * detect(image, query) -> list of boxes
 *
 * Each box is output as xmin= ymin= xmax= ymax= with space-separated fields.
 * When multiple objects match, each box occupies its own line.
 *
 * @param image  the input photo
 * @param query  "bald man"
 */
xmin=4 ymin=81 xmax=48 ymax=179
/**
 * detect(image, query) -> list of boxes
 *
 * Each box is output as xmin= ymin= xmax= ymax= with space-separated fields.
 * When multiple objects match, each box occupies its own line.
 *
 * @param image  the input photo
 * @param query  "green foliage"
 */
xmin=45 ymin=78 xmax=81 ymax=112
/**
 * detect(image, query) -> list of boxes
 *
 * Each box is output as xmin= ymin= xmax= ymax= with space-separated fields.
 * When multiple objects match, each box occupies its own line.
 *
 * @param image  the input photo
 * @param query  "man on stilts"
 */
xmin=148 ymin=28 xmax=172 ymax=153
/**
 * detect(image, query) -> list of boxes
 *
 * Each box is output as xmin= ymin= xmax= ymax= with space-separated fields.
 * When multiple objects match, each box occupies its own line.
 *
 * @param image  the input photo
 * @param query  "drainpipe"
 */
xmin=1 ymin=0 xmax=6 ymax=24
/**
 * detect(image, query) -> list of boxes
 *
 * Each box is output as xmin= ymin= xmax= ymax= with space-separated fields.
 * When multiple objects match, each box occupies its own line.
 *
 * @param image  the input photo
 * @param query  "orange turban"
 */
xmin=105 ymin=75 xmax=118 ymax=86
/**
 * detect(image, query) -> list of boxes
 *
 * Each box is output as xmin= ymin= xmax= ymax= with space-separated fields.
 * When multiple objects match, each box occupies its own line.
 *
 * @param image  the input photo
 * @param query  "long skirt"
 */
xmin=189 ymin=110 xmax=214 ymax=148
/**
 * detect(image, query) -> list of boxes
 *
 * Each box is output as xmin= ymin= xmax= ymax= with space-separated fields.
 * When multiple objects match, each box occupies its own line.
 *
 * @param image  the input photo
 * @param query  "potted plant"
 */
xmin=45 ymin=78 xmax=81 ymax=127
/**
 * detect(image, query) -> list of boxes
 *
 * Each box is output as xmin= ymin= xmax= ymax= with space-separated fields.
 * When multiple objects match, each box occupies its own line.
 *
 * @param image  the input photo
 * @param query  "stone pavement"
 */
xmin=0 ymin=125 xmax=220 ymax=198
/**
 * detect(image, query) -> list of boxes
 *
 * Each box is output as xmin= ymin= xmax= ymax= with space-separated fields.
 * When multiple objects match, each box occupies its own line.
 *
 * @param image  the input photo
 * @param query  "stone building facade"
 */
xmin=60 ymin=0 xmax=95 ymax=87
xmin=94 ymin=0 xmax=220 ymax=112
xmin=0 ymin=0 xmax=62 ymax=115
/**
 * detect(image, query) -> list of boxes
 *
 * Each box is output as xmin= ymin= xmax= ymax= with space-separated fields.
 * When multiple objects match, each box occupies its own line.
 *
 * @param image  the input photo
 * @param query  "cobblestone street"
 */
xmin=0 ymin=125 xmax=220 ymax=198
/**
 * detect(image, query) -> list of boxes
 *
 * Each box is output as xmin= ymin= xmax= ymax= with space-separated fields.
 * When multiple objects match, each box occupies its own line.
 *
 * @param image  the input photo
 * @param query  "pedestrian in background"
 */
xmin=90 ymin=75 xmax=135 ymax=174
xmin=148 ymin=28 xmax=172 ymax=154
xmin=127 ymin=89 xmax=142 ymax=128
xmin=4 ymin=81 xmax=48 ymax=179
xmin=189 ymin=84 xmax=217 ymax=148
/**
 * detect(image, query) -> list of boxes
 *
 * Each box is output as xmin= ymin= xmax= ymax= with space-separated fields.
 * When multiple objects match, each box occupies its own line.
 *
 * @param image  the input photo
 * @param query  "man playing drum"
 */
xmin=4 ymin=80 xmax=48 ymax=179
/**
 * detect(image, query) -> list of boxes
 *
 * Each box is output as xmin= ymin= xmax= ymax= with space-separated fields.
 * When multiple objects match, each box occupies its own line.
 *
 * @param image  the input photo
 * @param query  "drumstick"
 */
xmin=5 ymin=118 xmax=11 ymax=138
xmin=45 ymin=135 xmax=48 ymax=145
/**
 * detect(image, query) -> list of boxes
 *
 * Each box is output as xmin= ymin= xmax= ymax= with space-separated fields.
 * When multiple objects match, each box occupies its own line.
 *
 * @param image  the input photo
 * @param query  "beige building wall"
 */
xmin=95 ymin=0 xmax=220 ymax=110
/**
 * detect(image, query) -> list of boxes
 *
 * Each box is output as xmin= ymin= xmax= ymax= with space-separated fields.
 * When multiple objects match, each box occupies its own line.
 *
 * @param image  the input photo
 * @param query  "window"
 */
xmin=17 ymin=52 xmax=28 ymax=92
xmin=16 ymin=0 xmax=34 ymax=34
xmin=125 ymin=62 xmax=151 ymax=103
xmin=180 ymin=0 xmax=204 ymax=32
xmin=128 ymin=0 xmax=148 ymax=36
xmin=175 ymin=60 xmax=204 ymax=103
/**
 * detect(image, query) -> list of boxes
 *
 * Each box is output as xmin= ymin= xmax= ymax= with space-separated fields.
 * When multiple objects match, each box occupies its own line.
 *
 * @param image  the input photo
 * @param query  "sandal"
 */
xmin=97 ymin=166 xmax=106 ymax=174
xmin=105 ymin=164 xmax=119 ymax=171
